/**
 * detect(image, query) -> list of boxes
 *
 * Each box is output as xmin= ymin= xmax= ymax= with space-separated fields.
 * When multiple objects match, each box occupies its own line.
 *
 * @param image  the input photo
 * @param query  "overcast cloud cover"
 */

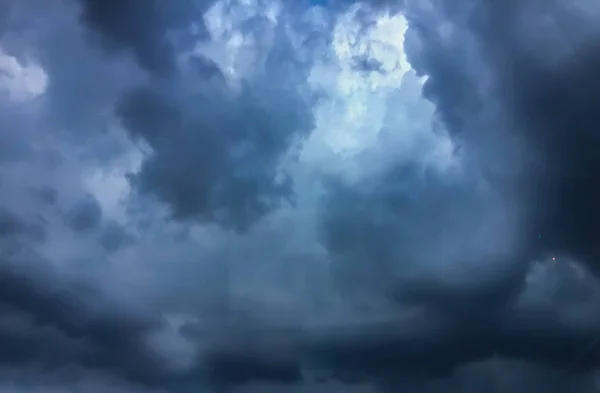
xmin=1 ymin=0 xmax=600 ymax=392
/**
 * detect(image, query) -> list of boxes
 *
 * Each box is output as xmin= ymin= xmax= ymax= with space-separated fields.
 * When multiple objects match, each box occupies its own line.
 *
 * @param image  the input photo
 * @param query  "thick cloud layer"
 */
xmin=1 ymin=0 xmax=600 ymax=392
xmin=0 ymin=258 xmax=169 ymax=386
xmin=310 ymin=0 xmax=600 ymax=383
xmin=403 ymin=0 xmax=600 ymax=269
xmin=76 ymin=0 xmax=213 ymax=75
xmin=74 ymin=0 xmax=317 ymax=230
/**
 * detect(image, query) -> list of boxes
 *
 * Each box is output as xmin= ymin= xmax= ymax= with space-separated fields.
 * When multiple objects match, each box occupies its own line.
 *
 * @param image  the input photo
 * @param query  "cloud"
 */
xmin=75 ymin=0 xmax=213 ymax=76
xmin=401 ymin=0 xmax=600 ymax=274
xmin=307 ymin=0 xmax=600 ymax=387
xmin=0 ymin=255 xmax=171 ymax=387
xmin=116 ymin=64 xmax=313 ymax=230
xmin=98 ymin=219 xmax=134 ymax=253
xmin=75 ymin=0 xmax=317 ymax=231
xmin=1 ymin=0 xmax=600 ymax=392
xmin=64 ymin=194 xmax=103 ymax=231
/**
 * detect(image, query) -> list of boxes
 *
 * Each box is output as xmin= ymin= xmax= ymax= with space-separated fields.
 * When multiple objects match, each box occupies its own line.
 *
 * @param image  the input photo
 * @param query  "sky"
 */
xmin=1 ymin=0 xmax=600 ymax=392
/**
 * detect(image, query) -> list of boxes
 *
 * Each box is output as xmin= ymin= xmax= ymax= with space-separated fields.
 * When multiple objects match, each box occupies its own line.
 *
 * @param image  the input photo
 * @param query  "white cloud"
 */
xmin=0 ymin=48 xmax=47 ymax=101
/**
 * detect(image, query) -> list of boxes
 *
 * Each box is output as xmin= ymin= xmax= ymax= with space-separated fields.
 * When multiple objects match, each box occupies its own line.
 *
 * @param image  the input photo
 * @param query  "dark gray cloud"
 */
xmin=0 ymin=256 xmax=171 ymax=387
xmin=0 ymin=207 xmax=47 ymax=243
xmin=68 ymin=0 xmax=318 ymax=232
xmin=31 ymin=186 xmax=59 ymax=206
xmin=65 ymin=194 xmax=102 ymax=232
xmin=75 ymin=0 xmax=213 ymax=76
xmin=114 ymin=31 xmax=315 ymax=230
xmin=1 ymin=0 xmax=600 ymax=392
xmin=401 ymin=0 xmax=600 ymax=274
xmin=309 ymin=0 xmax=600 ymax=388
xmin=118 ymin=76 xmax=313 ymax=230
xmin=0 ymin=0 xmax=318 ymax=389
xmin=99 ymin=219 xmax=134 ymax=252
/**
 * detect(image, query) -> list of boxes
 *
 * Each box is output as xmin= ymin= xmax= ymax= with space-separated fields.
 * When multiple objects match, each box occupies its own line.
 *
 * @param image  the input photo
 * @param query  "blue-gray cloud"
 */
xmin=1 ymin=0 xmax=600 ymax=393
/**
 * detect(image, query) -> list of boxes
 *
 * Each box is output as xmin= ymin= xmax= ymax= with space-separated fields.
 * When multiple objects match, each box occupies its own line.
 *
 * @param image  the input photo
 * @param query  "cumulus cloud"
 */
xmin=401 ymin=0 xmax=600 ymax=271
xmin=1 ymin=0 xmax=600 ymax=392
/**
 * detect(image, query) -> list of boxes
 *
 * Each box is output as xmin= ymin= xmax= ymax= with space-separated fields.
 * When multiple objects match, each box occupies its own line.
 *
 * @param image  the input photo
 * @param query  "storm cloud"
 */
xmin=1 ymin=0 xmax=600 ymax=392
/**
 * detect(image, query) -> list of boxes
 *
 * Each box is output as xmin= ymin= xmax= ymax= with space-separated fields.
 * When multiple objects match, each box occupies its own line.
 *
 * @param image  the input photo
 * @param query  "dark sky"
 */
xmin=1 ymin=0 xmax=600 ymax=392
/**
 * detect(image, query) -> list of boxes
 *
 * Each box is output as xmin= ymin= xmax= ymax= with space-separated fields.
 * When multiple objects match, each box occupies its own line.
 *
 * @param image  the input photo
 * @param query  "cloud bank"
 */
xmin=1 ymin=0 xmax=600 ymax=392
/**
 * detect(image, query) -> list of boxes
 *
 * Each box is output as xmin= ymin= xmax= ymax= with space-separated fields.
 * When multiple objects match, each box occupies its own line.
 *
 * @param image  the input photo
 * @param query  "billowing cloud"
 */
xmin=1 ymin=0 xmax=600 ymax=392
xmin=0 ymin=263 xmax=163 ymax=385
xmin=75 ymin=0 xmax=212 ymax=75
xmin=401 ymin=0 xmax=600 ymax=273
